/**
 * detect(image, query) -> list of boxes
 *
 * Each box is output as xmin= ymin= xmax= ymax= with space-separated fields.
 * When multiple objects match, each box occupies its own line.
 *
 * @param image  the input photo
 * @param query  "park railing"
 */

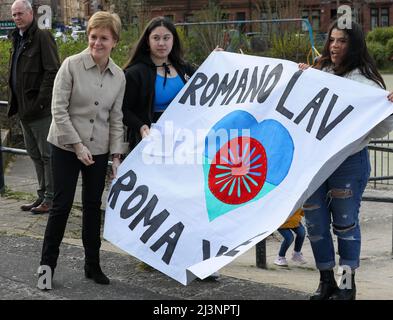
xmin=175 ymin=18 xmax=320 ymax=66
xmin=0 ymin=100 xmax=8 ymax=193
xmin=369 ymin=136 xmax=393 ymax=187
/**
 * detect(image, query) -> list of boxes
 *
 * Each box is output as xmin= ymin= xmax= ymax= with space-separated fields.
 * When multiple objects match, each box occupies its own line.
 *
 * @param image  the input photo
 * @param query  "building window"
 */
xmin=311 ymin=10 xmax=320 ymax=31
xmin=370 ymin=8 xmax=389 ymax=29
xmin=381 ymin=8 xmax=389 ymax=27
xmin=236 ymin=12 xmax=246 ymax=21
xmin=331 ymin=9 xmax=337 ymax=20
xmin=236 ymin=12 xmax=246 ymax=32
xmin=301 ymin=10 xmax=309 ymax=31
xmin=301 ymin=9 xmax=320 ymax=32
xmin=221 ymin=13 xmax=230 ymax=21
xmin=184 ymin=14 xmax=194 ymax=23
xmin=164 ymin=15 xmax=174 ymax=22
xmin=371 ymin=8 xmax=379 ymax=29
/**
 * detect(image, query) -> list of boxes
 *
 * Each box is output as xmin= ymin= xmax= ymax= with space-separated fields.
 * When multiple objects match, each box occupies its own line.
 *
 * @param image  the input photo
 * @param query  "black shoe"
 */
xmin=310 ymin=270 xmax=338 ymax=300
xmin=84 ymin=264 xmax=110 ymax=285
xmin=205 ymin=272 xmax=220 ymax=281
xmin=330 ymin=272 xmax=356 ymax=300
xmin=196 ymin=272 xmax=220 ymax=282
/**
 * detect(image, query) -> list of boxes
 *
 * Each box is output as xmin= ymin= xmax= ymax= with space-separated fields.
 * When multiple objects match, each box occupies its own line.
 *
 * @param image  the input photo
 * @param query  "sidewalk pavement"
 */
xmin=1 ymin=155 xmax=393 ymax=300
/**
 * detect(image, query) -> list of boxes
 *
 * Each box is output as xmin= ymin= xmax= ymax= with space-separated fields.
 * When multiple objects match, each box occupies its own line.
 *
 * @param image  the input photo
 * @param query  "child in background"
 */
xmin=274 ymin=209 xmax=307 ymax=266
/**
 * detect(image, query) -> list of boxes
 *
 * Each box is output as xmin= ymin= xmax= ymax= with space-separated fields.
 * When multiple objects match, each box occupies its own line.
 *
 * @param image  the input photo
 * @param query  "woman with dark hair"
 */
xmin=299 ymin=20 xmax=393 ymax=300
xmin=122 ymin=16 xmax=196 ymax=148
xmin=122 ymin=17 xmax=222 ymax=280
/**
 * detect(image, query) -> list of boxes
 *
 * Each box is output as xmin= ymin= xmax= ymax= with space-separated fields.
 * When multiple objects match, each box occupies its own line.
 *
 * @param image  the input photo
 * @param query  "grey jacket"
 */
xmin=47 ymin=50 xmax=127 ymax=155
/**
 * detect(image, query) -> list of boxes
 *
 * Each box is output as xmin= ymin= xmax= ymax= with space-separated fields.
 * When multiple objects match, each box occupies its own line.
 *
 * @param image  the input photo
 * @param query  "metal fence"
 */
xmin=174 ymin=18 xmax=320 ymax=66
xmin=369 ymin=135 xmax=393 ymax=187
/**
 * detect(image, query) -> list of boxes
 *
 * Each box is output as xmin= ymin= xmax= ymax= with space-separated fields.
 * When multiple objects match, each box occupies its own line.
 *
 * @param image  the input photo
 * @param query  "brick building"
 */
xmin=1 ymin=0 xmax=392 ymax=33
xmin=301 ymin=0 xmax=393 ymax=34
xmin=0 ymin=0 xmax=53 ymax=22
xmin=140 ymin=0 xmax=393 ymax=33
xmin=0 ymin=0 xmax=14 ymax=21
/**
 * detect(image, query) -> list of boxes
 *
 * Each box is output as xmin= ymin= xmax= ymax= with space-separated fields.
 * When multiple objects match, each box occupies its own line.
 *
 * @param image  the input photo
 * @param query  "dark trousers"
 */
xmin=277 ymin=224 xmax=306 ymax=257
xmin=40 ymin=145 xmax=108 ymax=269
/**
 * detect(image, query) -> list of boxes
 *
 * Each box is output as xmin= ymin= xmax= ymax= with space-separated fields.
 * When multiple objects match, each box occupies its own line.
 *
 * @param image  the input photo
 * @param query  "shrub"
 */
xmin=0 ymin=40 xmax=11 ymax=101
xmin=385 ymin=38 xmax=393 ymax=60
xmin=267 ymin=31 xmax=310 ymax=62
xmin=56 ymin=38 xmax=86 ymax=63
xmin=112 ymin=26 xmax=139 ymax=68
xmin=367 ymin=41 xmax=388 ymax=68
xmin=366 ymin=27 xmax=393 ymax=68
xmin=55 ymin=27 xmax=138 ymax=68
xmin=177 ymin=27 xmax=205 ymax=66
xmin=366 ymin=27 xmax=393 ymax=44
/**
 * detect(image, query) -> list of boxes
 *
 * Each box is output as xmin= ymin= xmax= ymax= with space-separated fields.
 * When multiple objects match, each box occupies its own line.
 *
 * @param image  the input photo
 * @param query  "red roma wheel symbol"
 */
xmin=208 ymin=136 xmax=267 ymax=205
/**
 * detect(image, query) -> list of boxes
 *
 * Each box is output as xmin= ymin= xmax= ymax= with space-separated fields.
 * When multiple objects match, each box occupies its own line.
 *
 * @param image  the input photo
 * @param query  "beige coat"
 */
xmin=47 ymin=49 xmax=127 ymax=155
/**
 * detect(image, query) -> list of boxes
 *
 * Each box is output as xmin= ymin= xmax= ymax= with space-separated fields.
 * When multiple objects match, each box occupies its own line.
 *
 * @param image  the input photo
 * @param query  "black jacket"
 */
xmin=122 ymin=56 xmax=196 ymax=148
xmin=7 ymin=20 xmax=60 ymax=122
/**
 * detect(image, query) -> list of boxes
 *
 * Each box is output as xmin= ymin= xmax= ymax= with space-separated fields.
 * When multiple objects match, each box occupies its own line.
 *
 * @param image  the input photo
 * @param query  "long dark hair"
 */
xmin=315 ymin=20 xmax=386 ymax=89
xmin=123 ymin=16 xmax=184 ymax=69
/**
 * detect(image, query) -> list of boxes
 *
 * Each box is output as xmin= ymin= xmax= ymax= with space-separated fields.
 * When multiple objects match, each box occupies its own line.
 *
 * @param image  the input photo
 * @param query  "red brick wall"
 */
xmin=143 ymin=0 xmax=392 ymax=33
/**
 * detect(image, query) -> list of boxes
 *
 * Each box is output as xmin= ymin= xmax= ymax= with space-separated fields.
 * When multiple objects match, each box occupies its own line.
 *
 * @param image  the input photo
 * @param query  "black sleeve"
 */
xmin=185 ymin=61 xmax=198 ymax=77
xmin=122 ymin=68 xmax=145 ymax=131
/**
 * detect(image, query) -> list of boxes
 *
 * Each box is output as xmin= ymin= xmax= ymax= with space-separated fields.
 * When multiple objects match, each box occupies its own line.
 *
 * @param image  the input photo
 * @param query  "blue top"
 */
xmin=154 ymin=74 xmax=184 ymax=112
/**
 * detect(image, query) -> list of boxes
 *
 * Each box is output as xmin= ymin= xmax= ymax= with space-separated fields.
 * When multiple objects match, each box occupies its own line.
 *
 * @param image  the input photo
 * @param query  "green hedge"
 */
xmin=367 ymin=41 xmax=387 ymax=67
xmin=366 ymin=27 xmax=393 ymax=68
xmin=0 ymin=40 xmax=11 ymax=101
xmin=56 ymin=27 xmax=139 ymax=67
xmin=385 ymin=38 xmax=393 ymax=61
xmin=366 ymin=27 xmax=393 ymax=44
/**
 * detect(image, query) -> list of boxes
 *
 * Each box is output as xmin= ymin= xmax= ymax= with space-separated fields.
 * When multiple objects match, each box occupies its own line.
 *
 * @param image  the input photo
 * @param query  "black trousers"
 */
xmin=40 ymin=145 xmax=108 ymax=269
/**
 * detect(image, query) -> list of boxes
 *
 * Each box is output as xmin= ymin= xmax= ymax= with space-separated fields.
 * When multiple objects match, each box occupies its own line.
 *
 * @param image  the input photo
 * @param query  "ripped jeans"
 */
xmin=303 ymin=148 xmax=370 ymax=271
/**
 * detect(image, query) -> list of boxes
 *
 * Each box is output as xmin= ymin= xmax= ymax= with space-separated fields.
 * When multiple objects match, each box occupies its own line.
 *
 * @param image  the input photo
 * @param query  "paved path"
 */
xmin=383 ymin=73 xmax=393 ymax=90
xmin=0 ymin=233 xmax=307 ymax=300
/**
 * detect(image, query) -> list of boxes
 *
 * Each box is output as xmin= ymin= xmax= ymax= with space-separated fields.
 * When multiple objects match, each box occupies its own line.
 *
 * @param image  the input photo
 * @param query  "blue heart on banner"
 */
xmin=203 ymin=110 xmax=294 ymax=221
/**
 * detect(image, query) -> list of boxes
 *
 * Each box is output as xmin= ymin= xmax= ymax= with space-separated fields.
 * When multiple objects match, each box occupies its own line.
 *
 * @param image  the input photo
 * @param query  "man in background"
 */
xmin=7 ymin=0 xmax=60 ymax=214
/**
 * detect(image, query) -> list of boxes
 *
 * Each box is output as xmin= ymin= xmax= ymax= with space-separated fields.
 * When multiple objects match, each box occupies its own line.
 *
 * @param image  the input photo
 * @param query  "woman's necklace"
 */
xmin=155 ymin=62 xmax=172 ymax=86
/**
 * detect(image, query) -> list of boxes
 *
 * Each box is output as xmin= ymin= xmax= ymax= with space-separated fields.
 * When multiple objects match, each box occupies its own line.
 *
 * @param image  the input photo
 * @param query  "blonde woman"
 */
xmin=38 ymin=11 xmax=127 ymax=288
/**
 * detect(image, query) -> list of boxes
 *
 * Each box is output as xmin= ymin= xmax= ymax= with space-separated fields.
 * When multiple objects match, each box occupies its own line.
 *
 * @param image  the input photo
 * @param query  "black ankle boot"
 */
xmin=330 ymin=272 xmax=356 ymax=300
xmin=310 ymin=270 xmax=338 ymax=300
xmin=84 ymin=263 xmax=110 ymax=285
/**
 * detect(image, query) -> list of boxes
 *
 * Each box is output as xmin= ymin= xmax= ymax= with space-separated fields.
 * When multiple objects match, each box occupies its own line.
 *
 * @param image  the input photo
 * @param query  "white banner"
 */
xmin=104 ymin=52 xmax=393 ymax=285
